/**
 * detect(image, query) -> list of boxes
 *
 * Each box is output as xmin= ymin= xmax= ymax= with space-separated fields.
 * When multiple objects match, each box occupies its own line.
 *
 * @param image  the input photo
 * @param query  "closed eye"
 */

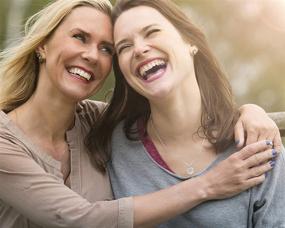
xmin=117 ymin=43 xmax=132 ymax=55
xmin=145 ymin=29 xmax=161 ymax=38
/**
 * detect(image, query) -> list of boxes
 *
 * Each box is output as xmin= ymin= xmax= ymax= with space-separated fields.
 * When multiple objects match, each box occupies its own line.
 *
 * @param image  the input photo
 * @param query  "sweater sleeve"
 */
xmin=0 ymin=137 xmax=133 ymax=228
xmin=249 ymin=147 xmax=285 ymax=227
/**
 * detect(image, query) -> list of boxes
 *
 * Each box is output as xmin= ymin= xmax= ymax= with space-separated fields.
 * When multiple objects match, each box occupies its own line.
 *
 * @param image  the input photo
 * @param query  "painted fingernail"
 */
xmin=270 ymin=160 xmax=276 ymax=168
xmin=272 ymin=149 xmax=277 ymax=157
xmin=266 ymin=140 xmax=273 ymax=146
xmin=235 ymin=140 xmax=240 ymax=146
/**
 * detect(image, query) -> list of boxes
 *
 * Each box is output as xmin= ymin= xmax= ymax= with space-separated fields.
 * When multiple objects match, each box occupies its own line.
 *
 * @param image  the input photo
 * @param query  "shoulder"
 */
xmin=77 ymin=99 xmax=107 ymax=116
xmin=113 ymin=121 xmax=125 ymax=135
xmin=111 ymin=121 xmax=143 ymax=158
xmin=112 ymin=121 xmax=126 ymax=145
xmin=0 ymin=111 xmax=21 ymax=147
xmin=0 ymin=125 xmax=33 ymax=171
xmin=76 ymin=99 xmax=107 ymax=126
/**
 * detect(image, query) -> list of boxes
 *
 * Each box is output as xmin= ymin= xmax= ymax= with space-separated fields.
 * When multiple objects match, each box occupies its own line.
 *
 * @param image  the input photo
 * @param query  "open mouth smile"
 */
xmin=136 ymin=58 xmax=167 ymax=81
xmin=67 ymin=67 xmax=94 ymax=82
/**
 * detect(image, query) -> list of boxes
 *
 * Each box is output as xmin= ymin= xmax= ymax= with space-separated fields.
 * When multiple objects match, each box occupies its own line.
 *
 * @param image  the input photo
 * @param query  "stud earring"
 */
xmin=190 ymin=46 xmax=198 ymax=57
xmin=36 ymin=52 xmax=45 ymax=63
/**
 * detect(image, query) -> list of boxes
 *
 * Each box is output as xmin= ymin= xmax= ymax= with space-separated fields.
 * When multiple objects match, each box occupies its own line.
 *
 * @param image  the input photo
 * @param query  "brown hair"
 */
xmin=86 ymin=0 xmax=238 ymax=172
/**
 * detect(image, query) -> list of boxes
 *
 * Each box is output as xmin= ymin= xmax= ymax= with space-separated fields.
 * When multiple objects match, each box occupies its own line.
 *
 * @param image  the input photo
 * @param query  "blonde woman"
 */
xmin=0 ymin=0 xmax=281 ymax=227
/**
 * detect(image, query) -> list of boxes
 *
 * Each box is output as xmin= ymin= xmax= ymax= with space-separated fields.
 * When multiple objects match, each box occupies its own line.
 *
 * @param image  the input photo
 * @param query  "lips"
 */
xmin=136 ymin=58 xmax=167 ymax=80
xmin=67 ymin=66 xmax=94 ymax=81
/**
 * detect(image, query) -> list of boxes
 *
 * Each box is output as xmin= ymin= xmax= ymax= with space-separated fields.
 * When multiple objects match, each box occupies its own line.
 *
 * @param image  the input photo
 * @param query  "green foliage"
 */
xmin=0 ymin=0 xmax=9 ymax=50
xmin=0 ymin=0 xmax=284 ymax=112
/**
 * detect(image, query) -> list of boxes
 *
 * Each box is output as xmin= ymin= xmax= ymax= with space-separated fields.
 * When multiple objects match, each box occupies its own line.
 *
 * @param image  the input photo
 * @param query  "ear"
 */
xmin=35 ymin=42 xmax=47 ymax=64
xmin=36 ymin=43 xmax=47 ymax=59
xmin=189 ymin=45 xmax=198 ymax=57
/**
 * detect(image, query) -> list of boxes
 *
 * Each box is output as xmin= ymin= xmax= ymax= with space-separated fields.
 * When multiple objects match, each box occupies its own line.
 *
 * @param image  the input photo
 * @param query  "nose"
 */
xmin=82 ymin=46 xmax=98 ymax=64
xmin=133 ymin=40 xmax=150 ymax=59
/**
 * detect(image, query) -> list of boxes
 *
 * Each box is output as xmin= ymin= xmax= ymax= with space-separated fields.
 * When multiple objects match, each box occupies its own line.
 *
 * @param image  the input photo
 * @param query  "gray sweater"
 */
xmin=108 ymin=122 xmax=285 ymax=228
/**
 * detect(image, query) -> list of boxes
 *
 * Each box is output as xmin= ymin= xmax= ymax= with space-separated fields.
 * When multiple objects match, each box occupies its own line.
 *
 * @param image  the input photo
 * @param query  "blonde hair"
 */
xmin=0 ymin=0 xmax=112 ymax=112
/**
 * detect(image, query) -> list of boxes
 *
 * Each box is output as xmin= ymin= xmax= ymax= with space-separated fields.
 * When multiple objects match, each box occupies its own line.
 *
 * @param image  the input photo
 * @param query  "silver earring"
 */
xmin=190 ymin=46 xmax=198 ymax=57
xmin=36 ymin=52 xmax=45 ymax=63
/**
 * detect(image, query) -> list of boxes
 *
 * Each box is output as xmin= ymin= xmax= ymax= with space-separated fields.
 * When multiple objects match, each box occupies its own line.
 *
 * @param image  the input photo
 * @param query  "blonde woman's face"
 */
xmin=38 ymin=6 xmax=113 ymax=102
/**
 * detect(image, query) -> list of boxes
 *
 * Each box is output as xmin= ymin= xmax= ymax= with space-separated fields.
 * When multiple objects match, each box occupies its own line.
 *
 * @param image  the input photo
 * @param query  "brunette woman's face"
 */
xmin=114 ymin=6 xmax=196 ymax=100
xmin=39 ymin=6 xmax=113 ymax=102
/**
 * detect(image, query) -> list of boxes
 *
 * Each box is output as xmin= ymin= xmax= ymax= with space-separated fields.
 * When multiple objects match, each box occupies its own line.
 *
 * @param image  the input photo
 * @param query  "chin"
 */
xmin=63 ymin=91 xmax=90 ymax=103
xmin=145 ymin=89 xmax=171 ymax=100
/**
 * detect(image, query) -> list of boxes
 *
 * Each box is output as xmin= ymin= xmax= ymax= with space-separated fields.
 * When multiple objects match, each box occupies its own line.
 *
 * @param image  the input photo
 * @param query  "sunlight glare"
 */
xmin=263 ymin=0 xmax=285 ymax=32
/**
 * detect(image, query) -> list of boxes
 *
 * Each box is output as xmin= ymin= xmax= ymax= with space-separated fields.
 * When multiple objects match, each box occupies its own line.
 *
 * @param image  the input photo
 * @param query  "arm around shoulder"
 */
xmin=0 ymin=137 xmax=133 ymax=228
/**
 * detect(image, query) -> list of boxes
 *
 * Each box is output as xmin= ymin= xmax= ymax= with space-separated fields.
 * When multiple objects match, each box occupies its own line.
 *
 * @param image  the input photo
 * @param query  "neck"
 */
xmin=13 ymin=69 xmax=81 ymax=141
xmin=149 ymin=80 xmax=202 ymax=142
xmin=11 ymin=93 xmax=76 ymax=142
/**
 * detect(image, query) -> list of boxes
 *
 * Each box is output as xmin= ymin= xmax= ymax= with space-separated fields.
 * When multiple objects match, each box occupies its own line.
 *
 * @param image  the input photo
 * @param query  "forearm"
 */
xmin=239 ymin=104 xmax=266 ymax=113
xmin=133 ymin=176 xmax=208 ymax=227
xmin=0 ymin=145 xmax=132 ymax=228
xmin=132 ymin=140 xmax=275 ymax=227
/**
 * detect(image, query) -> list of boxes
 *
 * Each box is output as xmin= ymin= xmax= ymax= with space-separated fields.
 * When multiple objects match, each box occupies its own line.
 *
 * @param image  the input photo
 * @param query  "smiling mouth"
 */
xmin=137 ymin=59 xmax=167 ymax=80
xmin=67 ymin=67 xmax=93 ymax=81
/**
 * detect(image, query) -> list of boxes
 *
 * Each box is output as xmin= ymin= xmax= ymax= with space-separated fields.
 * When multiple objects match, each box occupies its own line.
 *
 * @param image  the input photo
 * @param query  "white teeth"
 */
xmin=68 ymin=67 xmax=92 ymax=81
xmin=139 ymin=59 xmax=166 ymax=77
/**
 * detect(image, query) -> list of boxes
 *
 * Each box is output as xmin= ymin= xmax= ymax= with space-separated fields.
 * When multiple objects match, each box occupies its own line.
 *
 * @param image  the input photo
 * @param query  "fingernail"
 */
xmin=272 ymin=149 xmax=277 ymax=157
xmin=235 ymin=140 xmax=240 ymax=146
xmin=266 ymin=140 xmax=273 ymax=146
xmin=270 ymin=160 xmax=276 ymax=168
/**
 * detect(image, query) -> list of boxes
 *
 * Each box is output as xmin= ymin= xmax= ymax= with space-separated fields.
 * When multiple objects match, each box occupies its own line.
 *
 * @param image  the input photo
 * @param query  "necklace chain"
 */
xmin=150 ymin=117 xmax=205 ymax=176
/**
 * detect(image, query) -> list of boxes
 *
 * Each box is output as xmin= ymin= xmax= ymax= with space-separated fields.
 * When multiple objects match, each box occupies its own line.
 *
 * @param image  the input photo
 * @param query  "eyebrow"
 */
xmin=115 ymin=24 xmax=159 ymax=50
xmin=71 ymin=28 xmax=90 ymax=38
xmin=71 ymin=28 xmax=114 ymax=46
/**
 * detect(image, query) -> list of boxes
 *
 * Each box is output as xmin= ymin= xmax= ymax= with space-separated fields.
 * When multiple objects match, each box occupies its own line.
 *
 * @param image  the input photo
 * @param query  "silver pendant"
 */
xmin=186 ymin=166 xmax=195 ymax=176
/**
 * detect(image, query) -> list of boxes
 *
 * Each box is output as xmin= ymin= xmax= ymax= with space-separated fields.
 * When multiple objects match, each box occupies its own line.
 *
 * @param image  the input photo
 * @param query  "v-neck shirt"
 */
xmin=108 ymin=121 xmax=285 ymax=227
xmin=0 ymin=100 xmax=133 ymax=228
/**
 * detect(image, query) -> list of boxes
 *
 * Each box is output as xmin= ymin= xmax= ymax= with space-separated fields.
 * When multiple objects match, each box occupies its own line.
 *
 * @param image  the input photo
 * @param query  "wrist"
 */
xmin=184 ymin=176 xmax=211 ymax=204
xmin=239 ymin=104 xmax=266 ymax=114
xmin=199 ymin=176 xmax=212 ymax=200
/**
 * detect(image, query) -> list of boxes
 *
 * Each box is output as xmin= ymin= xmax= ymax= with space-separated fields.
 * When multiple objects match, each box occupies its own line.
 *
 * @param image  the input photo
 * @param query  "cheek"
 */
xmin=100 ymin=57 xmax=113 ymax=76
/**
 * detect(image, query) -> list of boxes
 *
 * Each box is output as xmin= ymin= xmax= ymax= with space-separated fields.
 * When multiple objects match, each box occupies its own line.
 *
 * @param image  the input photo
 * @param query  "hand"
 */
xmin=202 ymin=140 xmax=277 ymax=200
xmin=234 ymin=104 xmax=281 ymax=152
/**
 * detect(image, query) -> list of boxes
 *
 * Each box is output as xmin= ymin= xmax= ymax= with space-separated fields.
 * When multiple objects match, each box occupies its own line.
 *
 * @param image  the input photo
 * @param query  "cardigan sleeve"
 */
xmin=249 ymin=147 xmax=285 ymax=227
xmin=0 ymin=136 xmax=134 ymax=228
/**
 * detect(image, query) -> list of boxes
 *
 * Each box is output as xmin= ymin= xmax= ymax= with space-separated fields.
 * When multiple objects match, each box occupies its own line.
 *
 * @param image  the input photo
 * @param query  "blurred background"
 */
xmin=0 ymin=0 xmax=284 ymax=112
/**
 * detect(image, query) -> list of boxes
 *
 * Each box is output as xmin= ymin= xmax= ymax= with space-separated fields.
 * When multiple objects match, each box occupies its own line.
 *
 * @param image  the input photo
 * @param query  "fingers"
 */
xmin=236 ymin=140 xmax=273 ymax=160
xmin=234 ymin=120 xmax=245 ymax=148
xmin=243 ymin=175 xmax=266 ymax=190
xmin=256 ymin=130 xmax=267 ymax=145
xmin=255 ymin=126 xmax=281 ymax=155
xmin=272 ymin=131 xmax=282 ymax=153
xmin=245 ymin=128 xmax=259 ymax=146
xmin=245 ymin=148 xmax=277 ymax=168
xmin=205 ymin=139 xmax=278 ymax=200
xmin=236 ymin=104 xmax=280 ymax=148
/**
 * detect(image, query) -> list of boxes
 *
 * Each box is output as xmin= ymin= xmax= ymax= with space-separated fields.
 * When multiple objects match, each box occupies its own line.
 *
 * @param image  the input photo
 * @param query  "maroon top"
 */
xmin=138 ymin=120 xmax=173 ymax=172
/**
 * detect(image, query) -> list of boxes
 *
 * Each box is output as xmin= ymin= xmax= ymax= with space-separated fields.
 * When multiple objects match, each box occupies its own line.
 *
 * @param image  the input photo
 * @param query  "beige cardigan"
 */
xmin=0 ymin=100 xmax=133 ymax=228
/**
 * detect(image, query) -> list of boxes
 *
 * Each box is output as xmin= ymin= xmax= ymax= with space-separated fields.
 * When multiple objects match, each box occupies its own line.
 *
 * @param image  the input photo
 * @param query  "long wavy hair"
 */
xmin=86 ymin=0 xmax=239 ymax=172
xmin=0 ymin=0 xmax=112 ymax=113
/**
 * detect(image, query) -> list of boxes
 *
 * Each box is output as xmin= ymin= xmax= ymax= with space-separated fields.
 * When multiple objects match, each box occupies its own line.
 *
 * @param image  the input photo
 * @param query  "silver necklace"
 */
xmin=150 ymin=117 xmax=205 ymax=176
